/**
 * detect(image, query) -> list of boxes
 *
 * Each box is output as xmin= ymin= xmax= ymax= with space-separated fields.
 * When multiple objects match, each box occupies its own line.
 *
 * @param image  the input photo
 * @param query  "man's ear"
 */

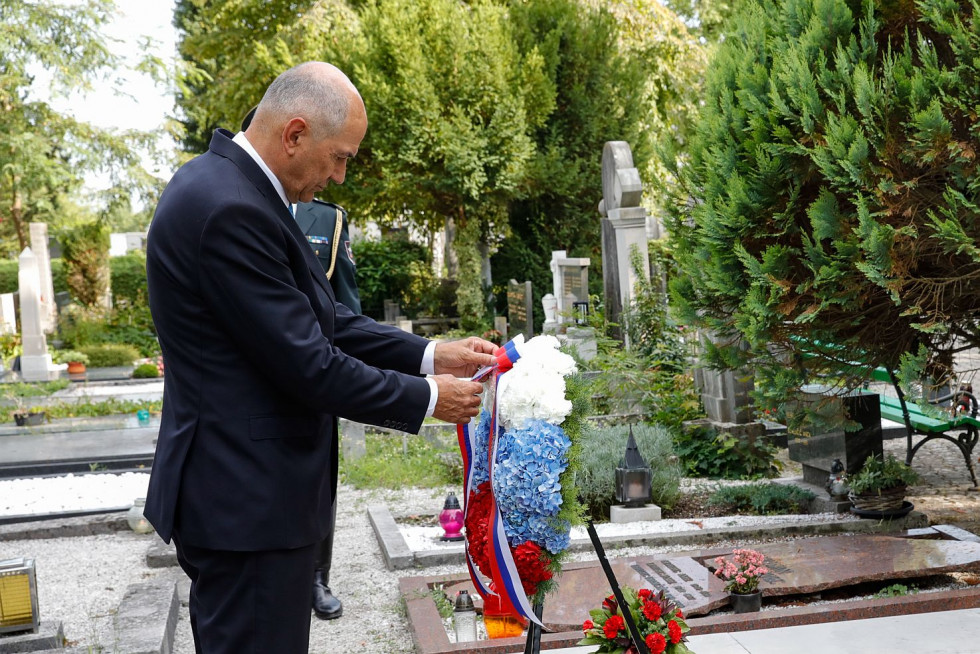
xmin=282 ymin=117 xmax=309 ymax=156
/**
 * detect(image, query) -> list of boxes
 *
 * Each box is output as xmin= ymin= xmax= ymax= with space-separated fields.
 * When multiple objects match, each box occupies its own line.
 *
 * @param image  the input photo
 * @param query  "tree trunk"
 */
xmin=444 ymin=213 xmax=458 ymax=278
xmin=11 ymin=178 xmax=26 ymax=251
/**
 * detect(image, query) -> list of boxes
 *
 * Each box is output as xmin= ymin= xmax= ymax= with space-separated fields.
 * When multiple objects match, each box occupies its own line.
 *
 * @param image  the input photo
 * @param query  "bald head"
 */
xmin=251 ymin=62 xmax=362 ymax=139
xmin=245 ymin=62 xmax=368 ymax=204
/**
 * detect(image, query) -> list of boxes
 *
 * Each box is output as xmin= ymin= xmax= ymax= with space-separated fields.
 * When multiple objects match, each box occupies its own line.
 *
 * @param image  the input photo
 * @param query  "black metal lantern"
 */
xmin=614 ymin=425 xmax=652 ymax=507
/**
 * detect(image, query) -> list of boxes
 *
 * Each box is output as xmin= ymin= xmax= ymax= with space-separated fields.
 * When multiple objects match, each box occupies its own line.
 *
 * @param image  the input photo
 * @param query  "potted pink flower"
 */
xmin=712 ymin=548 xmax=768 ymax=613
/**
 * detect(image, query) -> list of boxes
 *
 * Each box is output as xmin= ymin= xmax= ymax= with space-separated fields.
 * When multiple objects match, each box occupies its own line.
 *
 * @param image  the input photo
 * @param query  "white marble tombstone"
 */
xmin=0 ymin=293 xmax=16 ymax=334
xmin=599 ymin=142 xmax=651 ymax=332
xmin=29 ymin=223 xmax=57 ymax=334
xmin=18 ymin=248 xmax=58 ymax=381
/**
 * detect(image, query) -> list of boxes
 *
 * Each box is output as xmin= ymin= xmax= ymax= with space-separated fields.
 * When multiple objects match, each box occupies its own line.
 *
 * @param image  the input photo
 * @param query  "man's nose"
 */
xmin=330 ymin=161 xmax=348 ymax=185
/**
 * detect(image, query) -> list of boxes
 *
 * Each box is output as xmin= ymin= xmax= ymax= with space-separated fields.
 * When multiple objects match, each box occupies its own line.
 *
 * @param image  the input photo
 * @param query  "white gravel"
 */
xmin=0 ymin=472 xmax=151 ymax=517
xmin=401 ymin=512 xmax=863 ymax=553
xmin=0 ymin=478 xmax=966 ymax=653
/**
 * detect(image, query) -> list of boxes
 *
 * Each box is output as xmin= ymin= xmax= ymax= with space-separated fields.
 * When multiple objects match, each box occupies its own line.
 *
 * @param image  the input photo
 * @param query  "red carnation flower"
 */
xmin=602 ymin=594 xmax=618 ymax=612
xmin=463 ymin=483 xmax=493 ymax=576
xmin=645 ymin=632 xmax=667 ymax=654
xmin=603 ymin=614 xmax=625 ymax=639
xmin=667 ymin=619 xmax=682 ymax=644
xmin=512 ymin=541 xmax=552 ymax=596
xmin=638 ymin=588 xmax=653 ymax=600
xmin=582 ymin=619 xmax=594 ymax=632
xmin=675 ymin=609 xmax=684 ymax=619
xmin=642 ymin=600 xmax=662 ymax=622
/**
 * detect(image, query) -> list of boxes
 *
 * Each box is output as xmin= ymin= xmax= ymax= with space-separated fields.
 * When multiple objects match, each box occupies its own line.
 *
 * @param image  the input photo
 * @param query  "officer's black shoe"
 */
xmin=312 ymin=569 xmax=343 ymax=620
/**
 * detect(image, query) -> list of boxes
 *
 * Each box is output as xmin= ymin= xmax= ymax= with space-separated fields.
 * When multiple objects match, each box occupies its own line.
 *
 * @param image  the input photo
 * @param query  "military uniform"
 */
xmin=293 ymin=198 xmax=360 ymax=621
xmin=294 ymin=200 xmax=361 ymax=314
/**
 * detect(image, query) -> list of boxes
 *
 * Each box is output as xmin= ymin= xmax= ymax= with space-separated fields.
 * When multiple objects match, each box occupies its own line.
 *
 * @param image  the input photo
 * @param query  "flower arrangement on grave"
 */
xmin=457 ymin=335 xmax=588 ymax=627
xmin=712 ymin=548 xmax=768 ymax=595
xmin=579 ymin=587 xmax=692 ymax=654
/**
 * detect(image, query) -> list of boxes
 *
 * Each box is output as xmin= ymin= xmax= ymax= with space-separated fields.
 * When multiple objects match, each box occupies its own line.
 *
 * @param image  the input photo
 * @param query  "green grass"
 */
xmin=1 ymin=398 xmax=162 ymax=423
xmin=340 ymin=431 xmax=461 ymax=489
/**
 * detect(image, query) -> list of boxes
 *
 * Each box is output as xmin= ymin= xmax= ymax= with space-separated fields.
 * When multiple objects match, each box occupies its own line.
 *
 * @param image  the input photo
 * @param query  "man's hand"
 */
xmin=433 ymin=337 xmax=497 ymax=379
xmin=432 ymin=375 xmax=484 ymax=424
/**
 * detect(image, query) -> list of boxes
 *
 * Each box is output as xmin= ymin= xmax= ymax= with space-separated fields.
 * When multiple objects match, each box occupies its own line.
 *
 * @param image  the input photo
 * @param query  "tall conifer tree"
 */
xmin=665 ymin=0 xmax=980 ymax=394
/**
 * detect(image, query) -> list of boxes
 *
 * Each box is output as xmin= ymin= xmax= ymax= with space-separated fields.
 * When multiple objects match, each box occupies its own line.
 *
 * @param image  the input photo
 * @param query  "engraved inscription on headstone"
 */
xmin=630 ymin=558 xmax=728 ymax=615
xmin=506 ymin=279 xmax=533 ymax=340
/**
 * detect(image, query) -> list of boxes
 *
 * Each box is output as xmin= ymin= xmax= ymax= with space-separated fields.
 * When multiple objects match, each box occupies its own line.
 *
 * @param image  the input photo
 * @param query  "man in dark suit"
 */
xmin=145 ymin=62 xmax=494 ymax=654
xmin=242 ymin=106 xmax=358 ymax=620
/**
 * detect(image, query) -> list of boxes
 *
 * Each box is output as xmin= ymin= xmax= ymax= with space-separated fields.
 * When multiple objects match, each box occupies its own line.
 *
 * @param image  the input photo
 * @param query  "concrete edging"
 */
xmin=369 ymin=504 xmax=928 ymax=571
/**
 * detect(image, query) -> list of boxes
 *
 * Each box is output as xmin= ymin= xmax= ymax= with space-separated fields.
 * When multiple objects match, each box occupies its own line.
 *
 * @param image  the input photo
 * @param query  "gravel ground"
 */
xmin=0 ymin=475 xmax=973 ymax=653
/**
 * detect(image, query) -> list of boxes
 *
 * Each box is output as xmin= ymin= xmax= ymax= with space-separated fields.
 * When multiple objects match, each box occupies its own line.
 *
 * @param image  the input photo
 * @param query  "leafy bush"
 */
xmin=57 ymin=301 xmax=158 ymax=357
xmin=848 ymin=454 xmax=920 ymax=495
xmin=109 ymin=252 xmax=148 ymax=306
xmin=674 ymin=424 xmax=779 ymax=480
xmin=354 ymin=239 xmax=437 ymax=320
xmin=132 ymin=363 xmax=160 ymax=378
xmin=707 ymin=482 xmax=814 ymax=515
xmin=60 ymin=220 xmax=111 ymax=308
xmin=576 ymin=423 xmax=682 ymax=520
xmin=0 ymin=258 xmax=67 ymax=294
xmin=79 ymin=343 xmax=140 ymax=368
xmin=52 ymin=350 xmax=89 ymax=365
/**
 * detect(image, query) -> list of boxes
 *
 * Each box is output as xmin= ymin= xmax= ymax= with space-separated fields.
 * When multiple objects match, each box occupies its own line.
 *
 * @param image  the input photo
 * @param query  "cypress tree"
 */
xmin=665 ymin=0 xmax=980 ymax=394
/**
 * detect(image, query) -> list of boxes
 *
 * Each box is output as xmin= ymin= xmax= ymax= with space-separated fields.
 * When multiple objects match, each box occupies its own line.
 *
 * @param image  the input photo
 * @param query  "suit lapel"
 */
xmin=208 ymin=130 xmax=335 ymax=302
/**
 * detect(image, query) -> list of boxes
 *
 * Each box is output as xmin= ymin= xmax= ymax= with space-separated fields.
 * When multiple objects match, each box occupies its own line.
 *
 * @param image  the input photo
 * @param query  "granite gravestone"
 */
xmin=506 ymin=279 xmax=533 ymax=341
xmin=787 ymin=385 xmax=884 ymax=486
xmin=28 ymin=223 xmax=56 ymax=334
xmin=17 ymin=248 xmax=58 ymax=381
xmin=599 ymin=141 xmax=650 ymax=335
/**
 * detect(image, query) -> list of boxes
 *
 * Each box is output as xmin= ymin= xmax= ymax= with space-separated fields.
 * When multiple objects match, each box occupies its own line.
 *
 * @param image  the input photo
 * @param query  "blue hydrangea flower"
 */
xmin=490 ymin=419 xmax=572 ymax=554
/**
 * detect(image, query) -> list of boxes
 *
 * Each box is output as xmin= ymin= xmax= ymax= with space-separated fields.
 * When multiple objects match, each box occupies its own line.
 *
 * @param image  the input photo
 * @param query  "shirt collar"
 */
xmin=232 ymin=131 xmax=290 ymax=209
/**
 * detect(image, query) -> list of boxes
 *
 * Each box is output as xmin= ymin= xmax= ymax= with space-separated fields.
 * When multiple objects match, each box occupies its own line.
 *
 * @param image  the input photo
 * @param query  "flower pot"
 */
xmin=67 ymin=362 xmax=86 ymax=374
xmin=730 ymin=591 xmax=762 ymax=613
xmin=13 ymin=411 xmax=46 ymax=427
xmin=848 ymin=484 xmax=907 ymax=512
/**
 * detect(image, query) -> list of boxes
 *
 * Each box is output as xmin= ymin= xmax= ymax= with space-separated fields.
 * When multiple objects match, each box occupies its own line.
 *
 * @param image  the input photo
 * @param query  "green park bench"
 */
xmin=792 ymin=339 xmax=979 ymax=487
xmin=871 ymin=366 xmax=979 ymax=488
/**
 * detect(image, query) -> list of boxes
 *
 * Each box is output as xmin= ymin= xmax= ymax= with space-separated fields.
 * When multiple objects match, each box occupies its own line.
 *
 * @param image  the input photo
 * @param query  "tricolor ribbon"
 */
xmin=455 ymin=337 xmax=545 ymax=627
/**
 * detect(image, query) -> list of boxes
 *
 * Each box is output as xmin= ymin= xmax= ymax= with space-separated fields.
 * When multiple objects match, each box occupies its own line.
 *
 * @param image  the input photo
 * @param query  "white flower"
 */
xmin=497 ymin=335 xmax=577 ymax=429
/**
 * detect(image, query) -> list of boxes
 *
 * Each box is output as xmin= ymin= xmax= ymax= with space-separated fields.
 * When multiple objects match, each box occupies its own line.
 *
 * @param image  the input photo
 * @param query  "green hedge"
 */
xmin=0 ymin=259 xmax=67 ymax=294
xmin=0 ymin=255 xmax=144 ymax=302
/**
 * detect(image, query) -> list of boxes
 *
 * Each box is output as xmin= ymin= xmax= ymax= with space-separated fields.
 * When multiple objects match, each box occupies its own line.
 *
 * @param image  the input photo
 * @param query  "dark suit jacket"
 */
xmin=295 ymin=200 xmax=361 ymax=313
xmin=145 ymin=129 xmax=430 ymax=551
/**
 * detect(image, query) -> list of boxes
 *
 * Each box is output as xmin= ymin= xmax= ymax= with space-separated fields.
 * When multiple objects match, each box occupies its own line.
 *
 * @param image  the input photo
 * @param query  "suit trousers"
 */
xmin=314 ymin=496 xmax=337 ymax=575
xmin=173 ymin=530 xmax=317 ymax=654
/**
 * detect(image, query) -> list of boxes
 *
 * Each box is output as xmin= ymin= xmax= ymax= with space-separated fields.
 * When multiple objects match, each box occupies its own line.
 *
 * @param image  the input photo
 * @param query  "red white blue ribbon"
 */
xmin=456 ymin=337 xmax=544 ymax=627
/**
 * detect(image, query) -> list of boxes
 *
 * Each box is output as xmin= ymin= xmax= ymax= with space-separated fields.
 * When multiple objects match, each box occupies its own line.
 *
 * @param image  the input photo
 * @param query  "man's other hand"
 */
xmin=431 ymin=375 xmax=484 ymax=424
xmin=433 ymin=337 xmax=497 ymax=379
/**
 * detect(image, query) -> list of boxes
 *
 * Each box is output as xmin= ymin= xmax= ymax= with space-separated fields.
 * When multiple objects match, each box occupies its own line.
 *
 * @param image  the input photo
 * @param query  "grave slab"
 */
xmin=402 ymin=529 xmax=980 ymax=654
xmin=0 ymin=621 xmax=62 ymax=653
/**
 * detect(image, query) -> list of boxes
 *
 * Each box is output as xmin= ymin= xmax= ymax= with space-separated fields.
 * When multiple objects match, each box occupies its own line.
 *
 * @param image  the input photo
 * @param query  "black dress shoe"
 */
xmin=312 ymin=569 xmax=343 ymax=620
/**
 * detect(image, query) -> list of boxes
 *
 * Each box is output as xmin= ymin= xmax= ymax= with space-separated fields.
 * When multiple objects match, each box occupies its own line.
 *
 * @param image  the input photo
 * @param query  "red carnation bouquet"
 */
xmin=579 ymin=587 xmax=693 ymax=654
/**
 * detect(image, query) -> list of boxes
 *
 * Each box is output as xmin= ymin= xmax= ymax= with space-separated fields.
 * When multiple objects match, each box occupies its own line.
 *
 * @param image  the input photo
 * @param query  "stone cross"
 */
xmin=599 ymin=141 xmax=651 ymax=333
xmin=18 ymin=248 xmax=57 ymax=381
xmin=29 ymin=223 xmax=56 ymax=333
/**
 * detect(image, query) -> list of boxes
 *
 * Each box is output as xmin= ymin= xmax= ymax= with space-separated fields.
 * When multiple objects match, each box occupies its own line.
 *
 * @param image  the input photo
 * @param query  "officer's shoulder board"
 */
xmin=310 ymin=199 xmax=347 ymax=217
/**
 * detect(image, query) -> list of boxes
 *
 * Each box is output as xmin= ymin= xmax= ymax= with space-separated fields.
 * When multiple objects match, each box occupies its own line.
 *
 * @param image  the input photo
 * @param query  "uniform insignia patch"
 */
xmin=345 ymin=240 xmax=355 ymax=265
